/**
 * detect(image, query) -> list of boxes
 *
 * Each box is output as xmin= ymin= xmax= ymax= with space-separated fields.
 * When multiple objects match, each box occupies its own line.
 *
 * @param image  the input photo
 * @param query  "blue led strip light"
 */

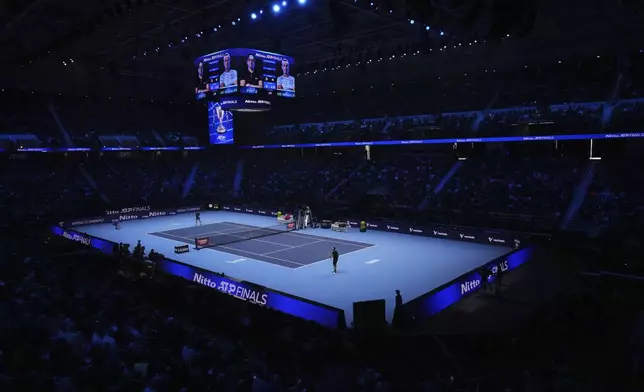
xmin=242 ymin=132 xmax=644 ymax=149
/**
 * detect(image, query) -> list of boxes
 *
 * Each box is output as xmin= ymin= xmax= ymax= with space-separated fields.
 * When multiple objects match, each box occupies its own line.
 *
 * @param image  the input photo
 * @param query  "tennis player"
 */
xmin=219 ymin=53 xmax=238 ymax=88
xmin=195 ymin=61 xmax=208 ymax=93
xmin=331 ymin=247 xmax=339 ymax=274
xmin=276 ymin=58 xmax=295 ymax=91
xmin=240 ymin=54 xmax=263 ymax=88
xmin=196 ymin=211 xmax=202 ymax=226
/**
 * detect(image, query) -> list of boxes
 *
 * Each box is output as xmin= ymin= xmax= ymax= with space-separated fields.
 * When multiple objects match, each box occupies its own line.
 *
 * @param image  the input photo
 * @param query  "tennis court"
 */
xmin=150 ymin=221 xmax=374 ymax=268
xmin=74 ymin=210 xmax=511 ymax=325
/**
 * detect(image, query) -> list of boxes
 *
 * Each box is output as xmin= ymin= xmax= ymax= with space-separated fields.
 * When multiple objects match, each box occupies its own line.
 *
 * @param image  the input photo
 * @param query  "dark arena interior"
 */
xmin=3 ymin=0 xmax=644 ymax=390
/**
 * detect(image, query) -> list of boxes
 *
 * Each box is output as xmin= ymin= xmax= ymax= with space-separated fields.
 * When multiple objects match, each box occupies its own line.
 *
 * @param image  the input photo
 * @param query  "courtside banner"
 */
xmin=403 ymin=246 xmax=535 ymax=322
xmin=154 ymin=259 xmax=345 ymax=329
xmin=50 ymin=226 xmax=115 ymax=254
xmin=219 ymin=204 xmax=517 ymax=247
xmin=64 ymin=205 xmax=203 ymax=227
xmin=49 ymin=225 xmax=345 ymax=329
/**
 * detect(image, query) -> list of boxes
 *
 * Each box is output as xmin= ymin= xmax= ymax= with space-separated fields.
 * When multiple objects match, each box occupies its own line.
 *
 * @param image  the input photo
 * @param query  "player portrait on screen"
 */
xmin=195 ymin=61 xmax=209 ymax=93
xmin=219 ymin=53 xmax=238 ymax=89
xmin=240 ymin=54 xmax=263 ymax=88
xmin=276 ymin=58 xmax=295 ymax=92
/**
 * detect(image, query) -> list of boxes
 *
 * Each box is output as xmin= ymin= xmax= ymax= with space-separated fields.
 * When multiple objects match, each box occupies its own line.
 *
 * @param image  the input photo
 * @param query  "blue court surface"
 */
xmin=76 ymin=211 xmax=511 ymax=325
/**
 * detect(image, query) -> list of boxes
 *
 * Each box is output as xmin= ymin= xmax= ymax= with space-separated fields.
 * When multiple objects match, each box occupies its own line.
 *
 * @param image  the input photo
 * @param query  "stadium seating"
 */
xmin=3 ymin=53 xmax=644 ymax=391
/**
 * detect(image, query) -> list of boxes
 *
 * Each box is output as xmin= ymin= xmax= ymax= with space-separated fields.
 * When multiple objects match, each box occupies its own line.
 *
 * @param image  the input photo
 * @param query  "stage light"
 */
xmin=425 ymin=26 xmax=430 ymax=31
xmin=440 ymin=31 xmax=444 ymax=36
xmin=298 ymin=0 xmax=306 ymax=4
xmin=272 ymin=4 xmax=280 ymax=12
xmin=409 ymin=19 xmax=414 ymax=24
xmin=282 ymin=1 xmax=287 ymax=6
xmin=251 ymin=13 xmax=257 ymax=19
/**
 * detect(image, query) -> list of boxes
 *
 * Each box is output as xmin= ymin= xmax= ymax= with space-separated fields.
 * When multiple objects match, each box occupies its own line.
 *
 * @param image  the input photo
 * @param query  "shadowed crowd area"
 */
xmin=2 ymin=29 xmax=644 ymax=392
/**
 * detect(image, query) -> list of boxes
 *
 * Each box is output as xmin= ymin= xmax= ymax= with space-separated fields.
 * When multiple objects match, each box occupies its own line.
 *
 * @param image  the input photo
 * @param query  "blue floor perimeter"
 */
xmin=76 ymin=211 xmax=511 ymax=325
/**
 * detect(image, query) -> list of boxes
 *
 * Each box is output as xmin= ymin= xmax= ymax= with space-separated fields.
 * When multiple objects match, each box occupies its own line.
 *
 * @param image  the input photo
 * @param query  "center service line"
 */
xmin=365 ymin=259 xmax=380 ymax=264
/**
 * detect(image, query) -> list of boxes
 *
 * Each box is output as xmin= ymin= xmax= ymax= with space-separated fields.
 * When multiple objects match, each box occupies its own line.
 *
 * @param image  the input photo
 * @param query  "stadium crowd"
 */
xmin=2 ymin=51 xmax=644 ymax=391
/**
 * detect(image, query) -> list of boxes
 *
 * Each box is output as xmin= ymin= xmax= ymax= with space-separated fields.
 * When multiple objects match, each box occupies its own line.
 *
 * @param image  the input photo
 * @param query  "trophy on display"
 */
xmin=215 ymin=104 xmax=226 ymax=134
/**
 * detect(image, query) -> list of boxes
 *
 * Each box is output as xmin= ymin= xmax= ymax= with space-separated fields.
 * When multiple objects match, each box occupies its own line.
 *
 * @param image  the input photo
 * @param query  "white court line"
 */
xmin=365 ymin=259 xmax=380 ymax=264
xmin=150 ymin=231 xmax=305 ymax=267
xmin=262 ymin=239 xmax=327 ymax=255
xmin=225 ymin=258 xmax=246 ymax=264
xmin=222 ymin=222 xmax=371 ymax=247
xmin=156 ymin=225 xmax=291 ymax=249
xmin=216 ymin=245 xmax=305 ymax=266
xmin=149 ymin=232 xmax=193 ymax=243
xmin=157 ymin=222 xmax=245 ymax=237
xmin=294 ymin=245 xmax=378 ymax=269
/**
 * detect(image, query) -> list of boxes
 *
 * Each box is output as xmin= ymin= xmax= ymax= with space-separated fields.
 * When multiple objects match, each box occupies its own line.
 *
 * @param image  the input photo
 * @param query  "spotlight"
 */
xmin=440 ymin=31 xmax=444 ymax=36
xmin=425 ymin=26 xmax=430 ymax=31
xmin=282 ymin=1 xmax=287 ymax=6
xmin=298 ymin=0 xmax=306 ymax=4
xmin=272 ymin=4 xmax=280 ymax=12
xmin=251 ymin=12 xmax=257 ymax=19
xmin=409 ymin=19 xmax=414 ymax=24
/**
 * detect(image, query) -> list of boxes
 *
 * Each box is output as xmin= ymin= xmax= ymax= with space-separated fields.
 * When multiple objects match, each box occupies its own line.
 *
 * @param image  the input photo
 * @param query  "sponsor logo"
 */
xmin=366 ymin=223 xmax=378 ymax=229
xmin=488 ymin=237 xmax=506 ymax=244
xmin=175 ymin=245 xmax=190 ymax=254
xmin=121 ymin=206 xmax=150 ymax=214
xmin=62 ymin=231 xmax=91 ymax=246
xmin=223 ymin=206 xmax=231 ymax=210
xmin=408 ymin=228 xmax=423 ymax=234
xmin=177 ymin=209 xmax=186 ymax=213
xmin=245 ymin=209 xmax=254 ymax=213
xmin=460 ymin=279 xmax=481 ymax=295
xmin=433 ymin=231 xmax=448 ymax=237
xmin=460 ymin=233 xmax=476 ymax=240
xmin=234 ymin=207 xmax=242 ymax=212
xmin=70 ymin=218 xmax=105 ymax=226
xmin=270 ymin=212 xmax=278 ymax=216
xmin=386 ymin=225 xmax=400 ymax=231
xmin=119 ymin=214 xmax=139 ymax=222
xmin=195 ymin=238 xmax=209 ymax=247
xmin=193 ymin=273 xmax=268 ymax=306
xmin=148 ymin=211 xmax=167 ymax=217
xmin=348 ymin=221 xmax=359 ymax=226
xmin=490 ymin=260 xmax=509 ymax=275
xmin=258 ymin=210 xmax=267 ymax=215
xmin=105 ymin=206 xmax=151 ymax=215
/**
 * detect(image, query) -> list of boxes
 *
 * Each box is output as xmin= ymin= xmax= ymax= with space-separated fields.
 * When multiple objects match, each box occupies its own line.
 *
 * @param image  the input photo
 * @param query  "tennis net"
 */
xmin=195 ymin=221 xmax=297 ymax=249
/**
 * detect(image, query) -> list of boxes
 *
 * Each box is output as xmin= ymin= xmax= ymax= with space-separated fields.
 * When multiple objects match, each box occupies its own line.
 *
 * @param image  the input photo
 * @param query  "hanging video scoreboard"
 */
xmin=195 ymin=48 xmax=295 ymax=111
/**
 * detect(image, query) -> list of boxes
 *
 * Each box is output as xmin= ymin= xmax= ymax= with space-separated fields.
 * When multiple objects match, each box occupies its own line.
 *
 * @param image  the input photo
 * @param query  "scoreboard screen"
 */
xmin=195 ymin=48 xmax=295 ymax=103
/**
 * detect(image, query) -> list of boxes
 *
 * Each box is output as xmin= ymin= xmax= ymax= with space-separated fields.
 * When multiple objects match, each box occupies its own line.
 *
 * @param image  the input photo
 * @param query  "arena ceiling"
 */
xmin=1 ymin=0 xmax=643 ymax=100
